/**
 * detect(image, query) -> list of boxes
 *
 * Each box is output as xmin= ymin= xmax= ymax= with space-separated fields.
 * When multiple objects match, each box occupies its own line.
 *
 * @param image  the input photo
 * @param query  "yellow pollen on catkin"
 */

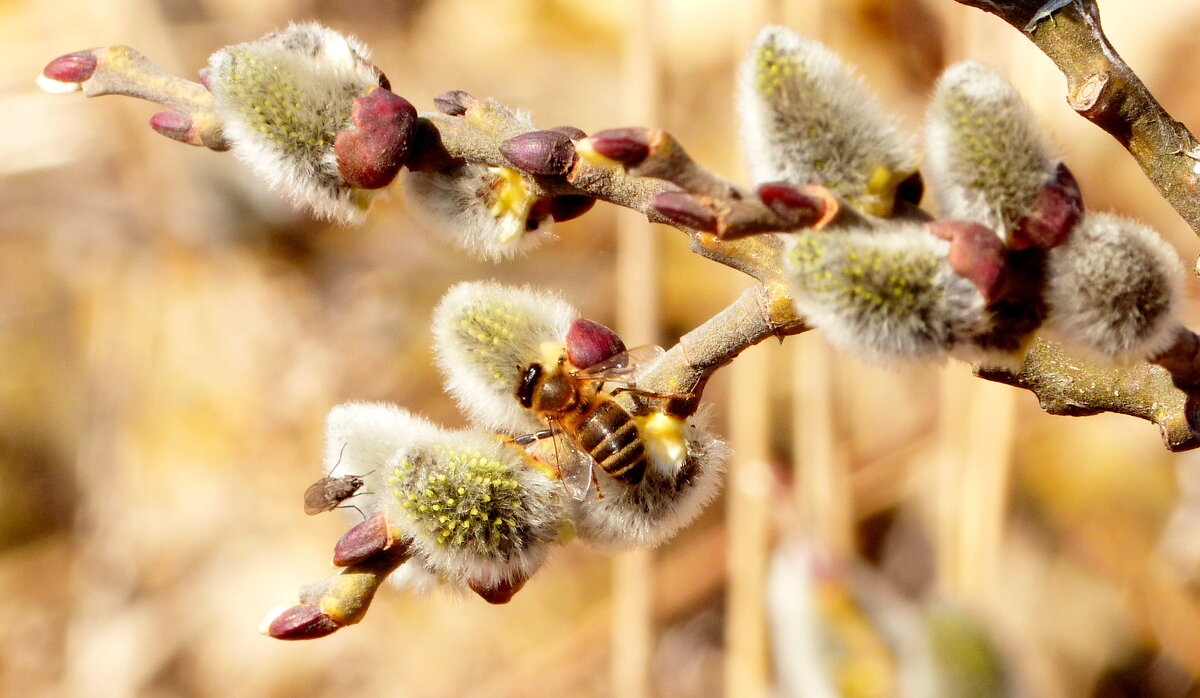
xmin=487 ymin=166 xmax=534 ymax=242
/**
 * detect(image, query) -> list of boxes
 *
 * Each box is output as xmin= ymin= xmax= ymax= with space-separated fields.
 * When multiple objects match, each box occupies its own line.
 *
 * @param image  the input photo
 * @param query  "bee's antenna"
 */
xmin=551 ymin=423 xmax=562 ymax=472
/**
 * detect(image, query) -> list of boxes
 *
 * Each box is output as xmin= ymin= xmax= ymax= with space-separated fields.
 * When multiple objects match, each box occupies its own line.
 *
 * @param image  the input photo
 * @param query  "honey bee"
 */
xmin=514 ymin=318 xmax=682 ymax=499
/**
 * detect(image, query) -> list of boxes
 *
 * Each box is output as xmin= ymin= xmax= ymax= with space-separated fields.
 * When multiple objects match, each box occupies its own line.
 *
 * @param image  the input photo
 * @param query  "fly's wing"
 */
xmin=573 ymin=345 xmax=664 ymax=385
xmin=304 ymin=478 xmax=335 ymax=514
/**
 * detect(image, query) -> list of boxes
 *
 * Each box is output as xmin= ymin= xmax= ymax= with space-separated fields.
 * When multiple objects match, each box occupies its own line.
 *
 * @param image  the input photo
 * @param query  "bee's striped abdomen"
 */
xmin=577 ymin=398 xmax=647 ymax=485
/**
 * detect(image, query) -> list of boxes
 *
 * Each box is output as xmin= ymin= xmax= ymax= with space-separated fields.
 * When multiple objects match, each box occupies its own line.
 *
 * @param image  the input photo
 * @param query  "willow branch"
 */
xmin=978 ymin=335 xmax=1199 ymax=451
xmin=955 ymin=0 xmax=1200 ymax=236
xmin=42 ymin=41 xmax=1200 ymax=449
xmin=410 ymin=56 xmax=1200 ymax=446
xmin=629 ymin=282 xmax=810 ymax=417
xmin=416 ymin=111 xmax=807 ymax=281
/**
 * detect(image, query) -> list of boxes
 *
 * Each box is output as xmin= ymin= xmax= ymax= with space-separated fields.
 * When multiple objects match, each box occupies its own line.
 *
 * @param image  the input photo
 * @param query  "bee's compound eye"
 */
xmin=517 ymin=364 xmax=541 ymax=409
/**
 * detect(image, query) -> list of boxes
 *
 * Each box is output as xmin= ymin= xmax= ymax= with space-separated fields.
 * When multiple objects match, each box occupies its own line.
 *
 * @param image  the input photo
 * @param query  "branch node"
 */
xmin=1067 ymin=72 xmax=1108 ymax=112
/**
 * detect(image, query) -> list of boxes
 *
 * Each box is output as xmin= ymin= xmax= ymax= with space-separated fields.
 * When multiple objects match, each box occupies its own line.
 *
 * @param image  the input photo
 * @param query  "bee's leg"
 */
xmin=608 ymin=387 xmax=696 ymax=401
xmin=590 ymin=468 xmax=604 ymax=500
xmin=513 ymin=428 xmax=555 ymax=446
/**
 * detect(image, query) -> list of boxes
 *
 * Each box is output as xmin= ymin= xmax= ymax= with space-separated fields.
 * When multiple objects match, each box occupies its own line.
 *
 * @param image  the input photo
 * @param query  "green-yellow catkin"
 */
xmin=403 ymin=163 xmax=556 ymax=261
xmin=783 ymin=225 xmax=988 ymax=363
xmin=206 ymin=23 xmax=381 ymax=222
xmin=572 ymin=419 xmax=728 ymax=549
xmin=431 ymin=281 xmax=576 ymax=434
xmin=387 ymin=433 xmax=565 ymax=587
xmin=925 ymin=62 xmax=1057 ymax=241
xmin=403 ymin=101 xmax=554 ymax=261
xmin=737 ymin=26 xmax=919 ymax=217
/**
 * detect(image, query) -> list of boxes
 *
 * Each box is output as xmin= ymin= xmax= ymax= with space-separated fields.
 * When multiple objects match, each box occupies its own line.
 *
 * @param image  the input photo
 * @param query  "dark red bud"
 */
xmin=1013 ymin=163 xmax=1083 ymax=251
xmin=930 ymin=221 xmax=1007 ymax=303
xmin=335 ymin=87 xmax=417 ymax=190
xmin=44 ymin=50 xmax=97 ymax=83
xmin=652 ymin=191 xmax=718 ymax=233
xmin=266 ymin=604 xmax=341 ymax=640
xmin=566 ymin=317 xmax=626 ymax=369
xmin=895 ymin=171 xmax=925 ymax=207
xmin=757 ymin=181 xmax=825 ymax=227
xmin=332 ymin=511 xmax=395 ymax=567
xmin=469 ymin=575 xmax=528 ymax=605
xmin=547 ymin=195 xmax=596 ymax=222
xmin=149 ymin=111 xmax=193 ymax=143
xmin=548 ymin=125 xmax=588 ymax=140
xmin=585 ymin=128 xmax=652 ymax=166
xmin=433 ymin=90 xmax=474 ymax=116
xmin=530 ymin=195 xmax=597 ymax=224
xmin=500 ymin=130 xmax=577 ymax=176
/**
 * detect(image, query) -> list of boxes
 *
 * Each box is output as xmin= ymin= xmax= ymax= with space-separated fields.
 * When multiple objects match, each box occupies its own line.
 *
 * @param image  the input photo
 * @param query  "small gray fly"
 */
xmin=304 ymin=444 xmax=369 ymax=518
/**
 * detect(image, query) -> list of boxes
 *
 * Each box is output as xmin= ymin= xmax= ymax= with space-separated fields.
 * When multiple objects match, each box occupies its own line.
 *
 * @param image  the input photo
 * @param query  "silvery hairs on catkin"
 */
xmin=737 ymin=25 xmax=919 ymax=217
xmin=432 ymin=281 xmax=577 ymax=435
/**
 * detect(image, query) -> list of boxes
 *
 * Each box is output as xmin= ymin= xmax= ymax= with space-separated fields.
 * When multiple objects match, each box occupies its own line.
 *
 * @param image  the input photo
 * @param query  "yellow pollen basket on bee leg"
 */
xmin=638 ymin=412 xmax=687 ymax=474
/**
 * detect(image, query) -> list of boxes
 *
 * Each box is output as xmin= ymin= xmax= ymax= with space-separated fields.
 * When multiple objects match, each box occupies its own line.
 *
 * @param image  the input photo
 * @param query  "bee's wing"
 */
xmin=573 ymin=345 xmax=664 ymax=383
xmin=303 ymin=478 xmax=335 ymax=514
xmin=546 ymin=425 xmax=593 ymax=501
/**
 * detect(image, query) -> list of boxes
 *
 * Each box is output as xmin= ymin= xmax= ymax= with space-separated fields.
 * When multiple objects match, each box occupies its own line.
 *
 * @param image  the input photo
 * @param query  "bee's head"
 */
xmin=515 ymin=361 xmax=575 ymax=412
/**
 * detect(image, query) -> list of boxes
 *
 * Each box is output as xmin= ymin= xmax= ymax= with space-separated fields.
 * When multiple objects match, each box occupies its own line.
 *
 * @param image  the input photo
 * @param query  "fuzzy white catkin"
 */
xmin=925 ymin=62 xmax=1058 ymax=241
xmin=1044 ymin=213 xmax=1183 ymax=361
xmin=783 ymin=225 xmax=990 ymax=363
xmin=431 ymin=281 xmax=577 ymax=435
xmin=383 ymin=428 xmax=567 ymax=588
xmin=737 ymin=26 xmax=919 ymax=217
xmin=207 ymin=23 xmax=382 ymax=222
xmin=403 ymin=103 xmax=554 ymax=260
xmin=572 ymin=420 xmax=728 ymax=549
xmin=403 ymin=162 xmax=555 ymax=261
xmin=323 ymin=401 xmax=442 ymax=518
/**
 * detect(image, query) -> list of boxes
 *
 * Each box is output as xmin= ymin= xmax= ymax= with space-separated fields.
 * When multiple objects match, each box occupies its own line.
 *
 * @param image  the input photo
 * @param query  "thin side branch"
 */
xmin=955 ymin=0 xmax=1200 ymax=236
xmin=419 ymin=113 xmax=795 ymax=281
xmin=44 ymin=46 xmax=229 ymax=150
xmin=978 ymin=335 xmax=1197 ymax=450
xmin=631 ymin=282 xmax=810 ymax=417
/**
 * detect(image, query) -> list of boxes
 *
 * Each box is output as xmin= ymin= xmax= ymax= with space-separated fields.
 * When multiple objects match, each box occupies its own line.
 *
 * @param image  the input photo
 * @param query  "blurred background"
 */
xmin=3 ymin=0 xmax=1200 ymax=695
